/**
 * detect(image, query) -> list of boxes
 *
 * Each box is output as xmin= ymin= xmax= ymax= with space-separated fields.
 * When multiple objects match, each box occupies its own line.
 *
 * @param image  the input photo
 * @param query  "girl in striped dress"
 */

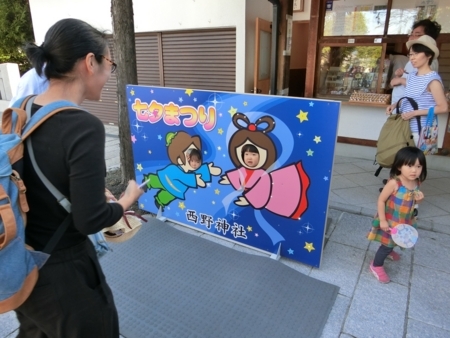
xmin=386 ymin=35 xmax=448 ymax=146
xmin=367 ymin=147 xmax=426 ymax=283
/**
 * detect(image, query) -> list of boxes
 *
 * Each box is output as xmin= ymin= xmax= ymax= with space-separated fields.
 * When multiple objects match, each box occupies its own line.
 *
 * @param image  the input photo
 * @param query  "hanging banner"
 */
xmin=127 ymin=86 xmax=340 ymax=267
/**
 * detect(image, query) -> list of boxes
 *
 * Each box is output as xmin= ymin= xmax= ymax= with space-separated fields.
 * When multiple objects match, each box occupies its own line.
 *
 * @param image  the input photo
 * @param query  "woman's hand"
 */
xmin=386 ymin=104 xmax=396 ymax=115
xmin=401 ymin=110 xmax=417 ymax=120
xmin=394 ymin=68 xmax=405 ymax=78
xmin=117 ymin=180 xmax=144 ymax=211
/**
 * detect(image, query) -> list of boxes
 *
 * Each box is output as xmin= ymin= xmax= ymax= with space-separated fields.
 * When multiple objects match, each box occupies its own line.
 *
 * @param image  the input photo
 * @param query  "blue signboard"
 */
xmin=127 ymin=86 xmax=340 ymax=267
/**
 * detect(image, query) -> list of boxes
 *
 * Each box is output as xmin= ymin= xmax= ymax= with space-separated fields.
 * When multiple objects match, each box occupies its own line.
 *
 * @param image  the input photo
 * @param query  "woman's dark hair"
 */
xmin=188 ymin=148 xmax=202 ymax=162
xmin=410 ymin=44 xmax=435 ymax=65
xmin=412 ymin=19 xmax=441 ymax=40
xmin=25 ymin=18 xmax=109 ymax=80
xmin=241 ymin=144 xmax=259 ymax=159
xmin=390 ymin=147 xmax=427 ymax=182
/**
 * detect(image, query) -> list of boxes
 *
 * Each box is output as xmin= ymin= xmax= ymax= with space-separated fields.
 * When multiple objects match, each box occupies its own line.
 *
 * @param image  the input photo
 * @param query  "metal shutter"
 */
xmin=161 ymin=28 xmax=236 ymax=92
xmin=135 ymin=33 xmax=162 ymax=86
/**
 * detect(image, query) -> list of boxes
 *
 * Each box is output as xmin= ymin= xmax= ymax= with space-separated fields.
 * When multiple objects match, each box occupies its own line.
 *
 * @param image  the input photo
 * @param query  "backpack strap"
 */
xmin=24 ymin=99 xmax=85 ymax=254
xmin=395 ymin=96 xmax=422 ymax=132
xmin=1 ymin=96 xmax=35 ymax=135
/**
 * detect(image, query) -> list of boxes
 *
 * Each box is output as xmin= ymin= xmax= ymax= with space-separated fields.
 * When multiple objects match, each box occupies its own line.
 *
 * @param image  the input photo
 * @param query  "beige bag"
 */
xmin=103 ymin=189 xmax=147 ymax=243
xmin=102 ymin=211 xmax=146 ymax=243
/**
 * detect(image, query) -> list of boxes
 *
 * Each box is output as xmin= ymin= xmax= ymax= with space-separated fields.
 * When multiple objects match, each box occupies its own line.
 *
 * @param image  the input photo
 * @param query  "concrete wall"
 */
xmin=0 ymin=63 xmax=20 ymax=101
xmin=29 ymin=0 xmax=272 ymax=93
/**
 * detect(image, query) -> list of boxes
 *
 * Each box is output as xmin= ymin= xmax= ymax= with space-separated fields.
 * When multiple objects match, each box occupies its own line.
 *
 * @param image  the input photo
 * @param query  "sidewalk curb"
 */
xmin=329 ymin=202 xmax=450 ymax=236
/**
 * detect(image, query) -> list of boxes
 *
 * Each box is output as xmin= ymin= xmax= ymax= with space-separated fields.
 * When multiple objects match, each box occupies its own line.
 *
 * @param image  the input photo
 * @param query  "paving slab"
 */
xmin=320 ymin=294 xmax=350 ymax=338
xmin=330 ymin=175 xmax=359 ymax=189
xmin=333 ymin=186 xmax=380 ymax=206
xmin=343 ymin=257 xmax=409 ymax=338
xmin=406 ymin=318 xmax=450 ymax=338
xmin=409 ymin=265 xmax=450 ymax=331
xmin=413 ymin=229 xmax=450 ymax=274
xmin=413 ymin=201 xmax=448 ymax=218
xmin=343 ymin=172 xmax=383 ymax=187
xmin=329 ymin=212 xmax=372 ymax=251
xmin=309 ymin=241 xmax=365 ymax=297
xmin=333 ymin=163 xmax=367 ymax=175
xmin=424 ymin=193 xmax=450 ymax=211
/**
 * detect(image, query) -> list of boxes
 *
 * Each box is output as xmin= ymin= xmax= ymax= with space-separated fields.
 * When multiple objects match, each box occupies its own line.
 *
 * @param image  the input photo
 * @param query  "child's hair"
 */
xmin=390 ymin=147 xmax=427 ymax=182
xmin=188 ymin=148 xmax=202 ymax=162
xmin=241 ymin=144 xmax=259 ymax=160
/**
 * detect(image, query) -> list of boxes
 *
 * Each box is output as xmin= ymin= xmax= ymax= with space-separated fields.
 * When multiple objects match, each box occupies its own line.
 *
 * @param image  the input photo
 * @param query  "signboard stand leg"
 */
xmin=156 ymin=207 xmax=167 ymax=222
xmin=270 ymin=243 xmax=281 ymax=261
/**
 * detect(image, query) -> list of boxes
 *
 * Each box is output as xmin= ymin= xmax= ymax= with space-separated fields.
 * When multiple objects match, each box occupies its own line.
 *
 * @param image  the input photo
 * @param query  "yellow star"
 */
xmin=243 ymin=101 xmax=248 ymax=106
xmin=304 ymin=242 xmax=315 ymax=252
xmin=215 ymin=189 xmax=220 ymax=195
xmin=130 ymin=89 xmax=135 ymax=96
xmin=296 ymin=110 xmax=308 ymax=123
xmin=178 ymin=201 xmax=186 ymax=210
xmin=218 ymin=128 xmax=224 ymax=135
xmin=140 ymin=203 xmax=145 ymax=209
xmin=247 ymin=225 xmax=253 ymax=232
xmin=313 ymin=136 xmax=321 ymax=144
xmin=306 ymin=149 xmax=314 ymax=156
xmin=137 ymin=163 xmax=143 ymax=171
xmin=228 ymin=106 xmax=238 ymax=116
xmin=185 ymin=89 xmax=194 ymax=96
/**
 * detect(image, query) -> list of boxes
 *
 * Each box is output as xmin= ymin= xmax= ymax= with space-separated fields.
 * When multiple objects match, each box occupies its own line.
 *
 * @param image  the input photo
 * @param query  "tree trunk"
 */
xmin=111 ymin=0 xmax=138 ymax=183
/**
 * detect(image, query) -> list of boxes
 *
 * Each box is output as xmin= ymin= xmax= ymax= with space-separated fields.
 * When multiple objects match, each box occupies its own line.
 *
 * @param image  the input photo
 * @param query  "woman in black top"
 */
xmin=15 ymin=18 xmax=143 ymax=337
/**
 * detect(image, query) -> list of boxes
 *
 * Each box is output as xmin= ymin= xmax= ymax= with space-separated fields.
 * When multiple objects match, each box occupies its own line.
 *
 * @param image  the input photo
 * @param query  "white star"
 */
xmin=204 ymin=151 xmax=208 ymax=155
xmin=179 ymin=97 xmax=183 ymax=103
xmin=142 ymin=134 xmax=148 ymax=141
xmin=297 ymin=132 xmax=302 ymax=137
xmin=309 ymin=102 xmax=314 ymax=107
xmin=193 ymin=98 xmax=197 ymax=102
xmin=324 ymin=176 xmax=329 ymax=181
xmin=217 ymin=146 xmax=221 ymax=151
xmin=133 ymin=121 xmax=143 ymax=132
xmin=302 ymin=223 xmax=314 ymax=233
xmin=212 ymin=201 xmax=216 ymax=205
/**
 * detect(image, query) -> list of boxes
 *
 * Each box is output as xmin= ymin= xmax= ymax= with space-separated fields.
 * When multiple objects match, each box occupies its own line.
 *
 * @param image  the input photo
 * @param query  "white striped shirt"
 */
xmin=400 ymin=71 xmax=442 ymax=133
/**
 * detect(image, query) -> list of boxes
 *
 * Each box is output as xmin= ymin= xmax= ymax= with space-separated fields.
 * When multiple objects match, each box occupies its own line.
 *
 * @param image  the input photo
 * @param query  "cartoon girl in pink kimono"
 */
xmin=219 ymin=113 xmax=310 ymax=219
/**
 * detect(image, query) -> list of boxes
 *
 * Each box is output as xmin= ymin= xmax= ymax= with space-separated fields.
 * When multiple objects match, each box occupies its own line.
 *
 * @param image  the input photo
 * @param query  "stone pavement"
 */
xmin=1 ymin=125 xmax=449 ymax=338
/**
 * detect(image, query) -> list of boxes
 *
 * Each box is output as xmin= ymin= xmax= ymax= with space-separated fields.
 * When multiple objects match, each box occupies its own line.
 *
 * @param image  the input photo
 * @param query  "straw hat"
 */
xmin=102 ymin=211 xmax=147 ymax=243
xmin=406 ymin=35 xmax=439 ymax=58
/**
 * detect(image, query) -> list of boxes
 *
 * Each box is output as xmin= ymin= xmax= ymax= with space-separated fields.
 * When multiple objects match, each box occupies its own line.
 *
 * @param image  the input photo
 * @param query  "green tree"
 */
xmin=0 ymin=0 xmax=33 ymax=73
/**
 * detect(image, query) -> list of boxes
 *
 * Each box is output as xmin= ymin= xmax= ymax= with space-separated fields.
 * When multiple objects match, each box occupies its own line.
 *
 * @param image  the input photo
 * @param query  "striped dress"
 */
xmin=400 ymin=70 xmax=442 ymax=134
xmin=367 ymin=177 xmax=419 ymax=247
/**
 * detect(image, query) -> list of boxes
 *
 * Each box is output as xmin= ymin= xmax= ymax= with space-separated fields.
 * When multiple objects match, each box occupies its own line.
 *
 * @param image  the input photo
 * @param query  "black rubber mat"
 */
xmin=100 ymin=217 xmax=338 ymax=338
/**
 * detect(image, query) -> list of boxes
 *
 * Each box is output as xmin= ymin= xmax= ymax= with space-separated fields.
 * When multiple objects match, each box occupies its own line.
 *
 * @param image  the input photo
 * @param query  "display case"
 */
xmin=316 ymin=43 xmax=390 ymax=103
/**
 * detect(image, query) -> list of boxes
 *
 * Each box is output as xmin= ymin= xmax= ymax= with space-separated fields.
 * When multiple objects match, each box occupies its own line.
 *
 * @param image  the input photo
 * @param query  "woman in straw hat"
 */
xmin=386 ymin=35 xmax=448 ymax=145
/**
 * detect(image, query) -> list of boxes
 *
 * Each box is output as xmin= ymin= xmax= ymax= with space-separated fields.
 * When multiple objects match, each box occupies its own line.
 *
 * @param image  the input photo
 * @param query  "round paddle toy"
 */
xmin=390 ymin=224 xmax=418 ymax=248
